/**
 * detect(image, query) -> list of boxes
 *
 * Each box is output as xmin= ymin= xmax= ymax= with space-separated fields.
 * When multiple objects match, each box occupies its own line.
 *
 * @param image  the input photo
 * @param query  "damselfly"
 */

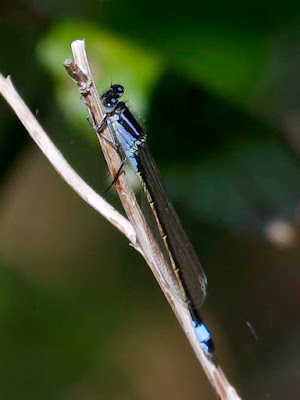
xmin=97 ymin=84 xmax=214 ymax=353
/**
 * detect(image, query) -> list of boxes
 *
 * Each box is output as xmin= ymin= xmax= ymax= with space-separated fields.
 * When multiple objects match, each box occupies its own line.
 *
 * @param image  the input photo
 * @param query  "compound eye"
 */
xmin=116 ymin=85 xmax=124 ymax=95
xmin=111 ymin=84 xmax=124 ymax=98
xmin=101 ymin=97 xmax=118 ymax=113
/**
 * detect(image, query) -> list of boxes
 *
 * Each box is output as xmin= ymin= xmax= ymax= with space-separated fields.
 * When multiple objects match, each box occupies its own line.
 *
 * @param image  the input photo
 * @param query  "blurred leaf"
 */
xmin=37 ymin=20 xmax=163 ymax=143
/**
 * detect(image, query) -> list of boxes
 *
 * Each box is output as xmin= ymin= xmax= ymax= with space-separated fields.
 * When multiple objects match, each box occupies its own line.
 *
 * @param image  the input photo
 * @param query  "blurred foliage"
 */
xmin=0 ymin=1 xmax=299 ymax=399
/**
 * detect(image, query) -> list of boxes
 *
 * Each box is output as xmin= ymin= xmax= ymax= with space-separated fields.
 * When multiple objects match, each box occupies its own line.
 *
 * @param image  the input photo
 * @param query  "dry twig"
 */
xmin=0 ymin=40 xmax=241 ymax=399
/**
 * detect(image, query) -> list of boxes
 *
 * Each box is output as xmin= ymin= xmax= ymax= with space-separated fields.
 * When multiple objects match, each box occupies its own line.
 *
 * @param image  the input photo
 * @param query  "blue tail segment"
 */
xmin=193 ymin=321 xmax=214 ymax=353
xmin=190 ymin=308 xmax=214 ymax=353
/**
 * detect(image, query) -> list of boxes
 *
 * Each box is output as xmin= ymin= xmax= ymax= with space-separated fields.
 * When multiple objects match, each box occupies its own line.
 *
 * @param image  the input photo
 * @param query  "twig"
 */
xmin=0 ymin=73 xmax=136 ymax=245
xmin=64 ymin=40 xmax=242 ymax=400
xmin=0 ymin=42 xmax=242 ymax=399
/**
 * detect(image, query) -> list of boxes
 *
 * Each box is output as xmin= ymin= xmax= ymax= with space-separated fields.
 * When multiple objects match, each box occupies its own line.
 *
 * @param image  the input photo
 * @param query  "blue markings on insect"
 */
xmin=193 ymin=322 xmax=213 ymax=352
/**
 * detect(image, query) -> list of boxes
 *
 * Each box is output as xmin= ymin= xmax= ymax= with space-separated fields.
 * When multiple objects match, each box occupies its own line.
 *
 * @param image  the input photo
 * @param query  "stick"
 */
xmin=64 ymin=40 xmax=242 ymax=400
xmin=0 ymin=74 xmax=136 ymax=245
xmin=0 ymin=42 xmax=241 ymax=398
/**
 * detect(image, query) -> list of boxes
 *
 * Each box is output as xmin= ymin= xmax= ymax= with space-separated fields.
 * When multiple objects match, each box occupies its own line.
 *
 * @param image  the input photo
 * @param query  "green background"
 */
xmin=1 ymin=1 xmax=299 ymax=399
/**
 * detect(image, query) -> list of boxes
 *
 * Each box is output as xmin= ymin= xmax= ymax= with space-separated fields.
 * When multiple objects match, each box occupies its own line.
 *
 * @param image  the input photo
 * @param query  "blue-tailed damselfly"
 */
xmin=97 ymin=84 xmax=214 ymax=353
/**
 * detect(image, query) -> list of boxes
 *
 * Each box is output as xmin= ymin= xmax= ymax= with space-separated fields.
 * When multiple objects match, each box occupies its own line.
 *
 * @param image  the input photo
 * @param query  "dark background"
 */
xmin=1 ymin=1 xmax=299 ymax=399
